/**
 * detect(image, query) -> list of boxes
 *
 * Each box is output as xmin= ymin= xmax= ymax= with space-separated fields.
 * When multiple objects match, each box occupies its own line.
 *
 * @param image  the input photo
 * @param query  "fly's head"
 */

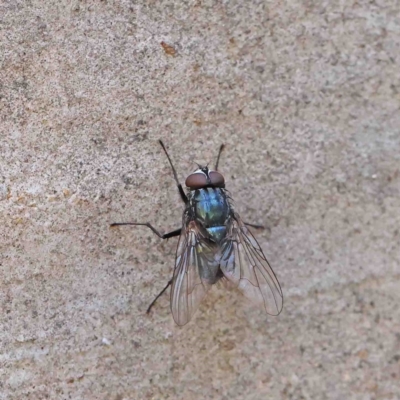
xmin=185 ymin=166 xmax=225 ymax=190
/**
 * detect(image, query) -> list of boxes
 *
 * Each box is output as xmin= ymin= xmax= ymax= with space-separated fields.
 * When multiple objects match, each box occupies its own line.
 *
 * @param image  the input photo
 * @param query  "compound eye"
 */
xmin=209 ymin=171 xmax=225 ymax=187
xmin=185 ymin=173 xmax=207 ymax=189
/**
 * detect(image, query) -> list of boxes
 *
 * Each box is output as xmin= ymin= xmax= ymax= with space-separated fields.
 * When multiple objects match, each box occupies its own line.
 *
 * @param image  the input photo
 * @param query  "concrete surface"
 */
xmin=1 ymin=1 xmax=399 ymax=399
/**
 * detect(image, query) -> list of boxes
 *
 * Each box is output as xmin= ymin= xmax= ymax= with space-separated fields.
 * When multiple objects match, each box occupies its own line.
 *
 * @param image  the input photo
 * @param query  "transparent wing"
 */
xmin=220 ymin=214 xmax=283 ymax=315
xmin=171 ymin=220 xmax=219 ymax=326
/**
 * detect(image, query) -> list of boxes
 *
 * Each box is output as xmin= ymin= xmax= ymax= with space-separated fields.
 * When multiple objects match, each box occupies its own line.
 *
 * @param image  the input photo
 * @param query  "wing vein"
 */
xmin=219 ymin=214 xmax=283 ymax=316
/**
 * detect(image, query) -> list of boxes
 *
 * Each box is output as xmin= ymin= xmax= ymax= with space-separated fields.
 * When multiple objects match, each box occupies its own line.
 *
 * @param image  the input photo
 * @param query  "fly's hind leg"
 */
xmin=146 ymin=278 xmax=173 ymax=314
xmin=244 ymin=222 xmax=265 ymax=229
xmin=110 ymin=222 xmax=181 ymax=312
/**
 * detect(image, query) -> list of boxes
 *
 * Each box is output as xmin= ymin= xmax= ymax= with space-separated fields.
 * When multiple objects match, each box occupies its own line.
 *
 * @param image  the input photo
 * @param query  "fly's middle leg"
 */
xmin=110 ymin=222 xmax=181 ymax=239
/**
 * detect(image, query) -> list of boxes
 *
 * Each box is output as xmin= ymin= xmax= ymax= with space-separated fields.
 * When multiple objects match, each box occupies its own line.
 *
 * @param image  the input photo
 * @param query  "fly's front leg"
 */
xmin=158 ymin=140 xmax=188 ymax=204
xmin=110 ymin=221 xmax=180 ymax=313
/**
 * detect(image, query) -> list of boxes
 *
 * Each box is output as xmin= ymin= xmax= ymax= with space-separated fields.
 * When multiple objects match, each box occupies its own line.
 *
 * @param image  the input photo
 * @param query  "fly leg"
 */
xmin=215 ymin=144 xmax=225 ymax=171
xmin=244 ymin=222 xmax=264 ymax=229
xmin=159 ymin=140 xmax=188 ymax=204
xmin=110 ymin=222 xmax=181 ymax=239
xmin=110 ymin=222 xmax=181 ymax=312
xmin=146 ymin=278 xmax=173 ymax=314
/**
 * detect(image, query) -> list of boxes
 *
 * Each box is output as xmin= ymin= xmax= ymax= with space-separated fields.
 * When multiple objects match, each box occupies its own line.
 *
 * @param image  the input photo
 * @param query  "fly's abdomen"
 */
xmin=192 ymin=188 xmax=230 ymax=242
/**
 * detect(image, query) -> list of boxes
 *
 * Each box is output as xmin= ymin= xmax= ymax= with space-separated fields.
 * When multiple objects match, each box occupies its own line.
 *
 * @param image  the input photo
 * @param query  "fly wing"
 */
xmin=220 ymin=214 xmax=283 ymax=315
xmin=171 ymin=220 xmax=219 ymax=326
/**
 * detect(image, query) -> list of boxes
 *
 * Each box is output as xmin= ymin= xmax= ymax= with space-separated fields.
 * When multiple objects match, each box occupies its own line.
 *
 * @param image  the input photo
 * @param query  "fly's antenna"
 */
xmin=215 ymin=144 xmax=225 ymax=171
xmin=158 ymin=140 xmax=188 ymax=204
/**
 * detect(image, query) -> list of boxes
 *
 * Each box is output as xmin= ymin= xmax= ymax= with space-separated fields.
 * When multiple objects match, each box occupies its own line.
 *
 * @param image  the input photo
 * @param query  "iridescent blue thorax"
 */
xmin=188 ymin=187 xmax=231 ymax=243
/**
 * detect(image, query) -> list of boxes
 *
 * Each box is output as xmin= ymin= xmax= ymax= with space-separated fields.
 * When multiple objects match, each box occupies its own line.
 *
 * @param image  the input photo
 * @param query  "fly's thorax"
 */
xmin=189 ymin=187 xmax=230 ymax=228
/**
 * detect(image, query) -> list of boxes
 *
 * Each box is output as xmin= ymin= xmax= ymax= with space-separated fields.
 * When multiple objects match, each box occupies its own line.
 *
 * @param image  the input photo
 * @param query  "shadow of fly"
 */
xmin=111 ymin=140 xmax=283 ymax=326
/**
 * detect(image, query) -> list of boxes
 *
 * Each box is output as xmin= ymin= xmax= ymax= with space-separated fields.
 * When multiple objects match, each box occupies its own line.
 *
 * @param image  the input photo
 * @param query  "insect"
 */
xmin=111 ymin=140 xmax=283 ymax=325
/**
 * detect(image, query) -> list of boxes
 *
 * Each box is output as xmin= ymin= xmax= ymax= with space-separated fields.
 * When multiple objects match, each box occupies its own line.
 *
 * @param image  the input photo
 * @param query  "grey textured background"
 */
xmin=1 ymin=1 xmax=399 ymax=399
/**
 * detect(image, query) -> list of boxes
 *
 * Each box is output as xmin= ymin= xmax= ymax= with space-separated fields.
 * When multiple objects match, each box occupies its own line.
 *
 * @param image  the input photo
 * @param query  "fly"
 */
xmin=111 ymin=140 xmax=283 ymax=325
